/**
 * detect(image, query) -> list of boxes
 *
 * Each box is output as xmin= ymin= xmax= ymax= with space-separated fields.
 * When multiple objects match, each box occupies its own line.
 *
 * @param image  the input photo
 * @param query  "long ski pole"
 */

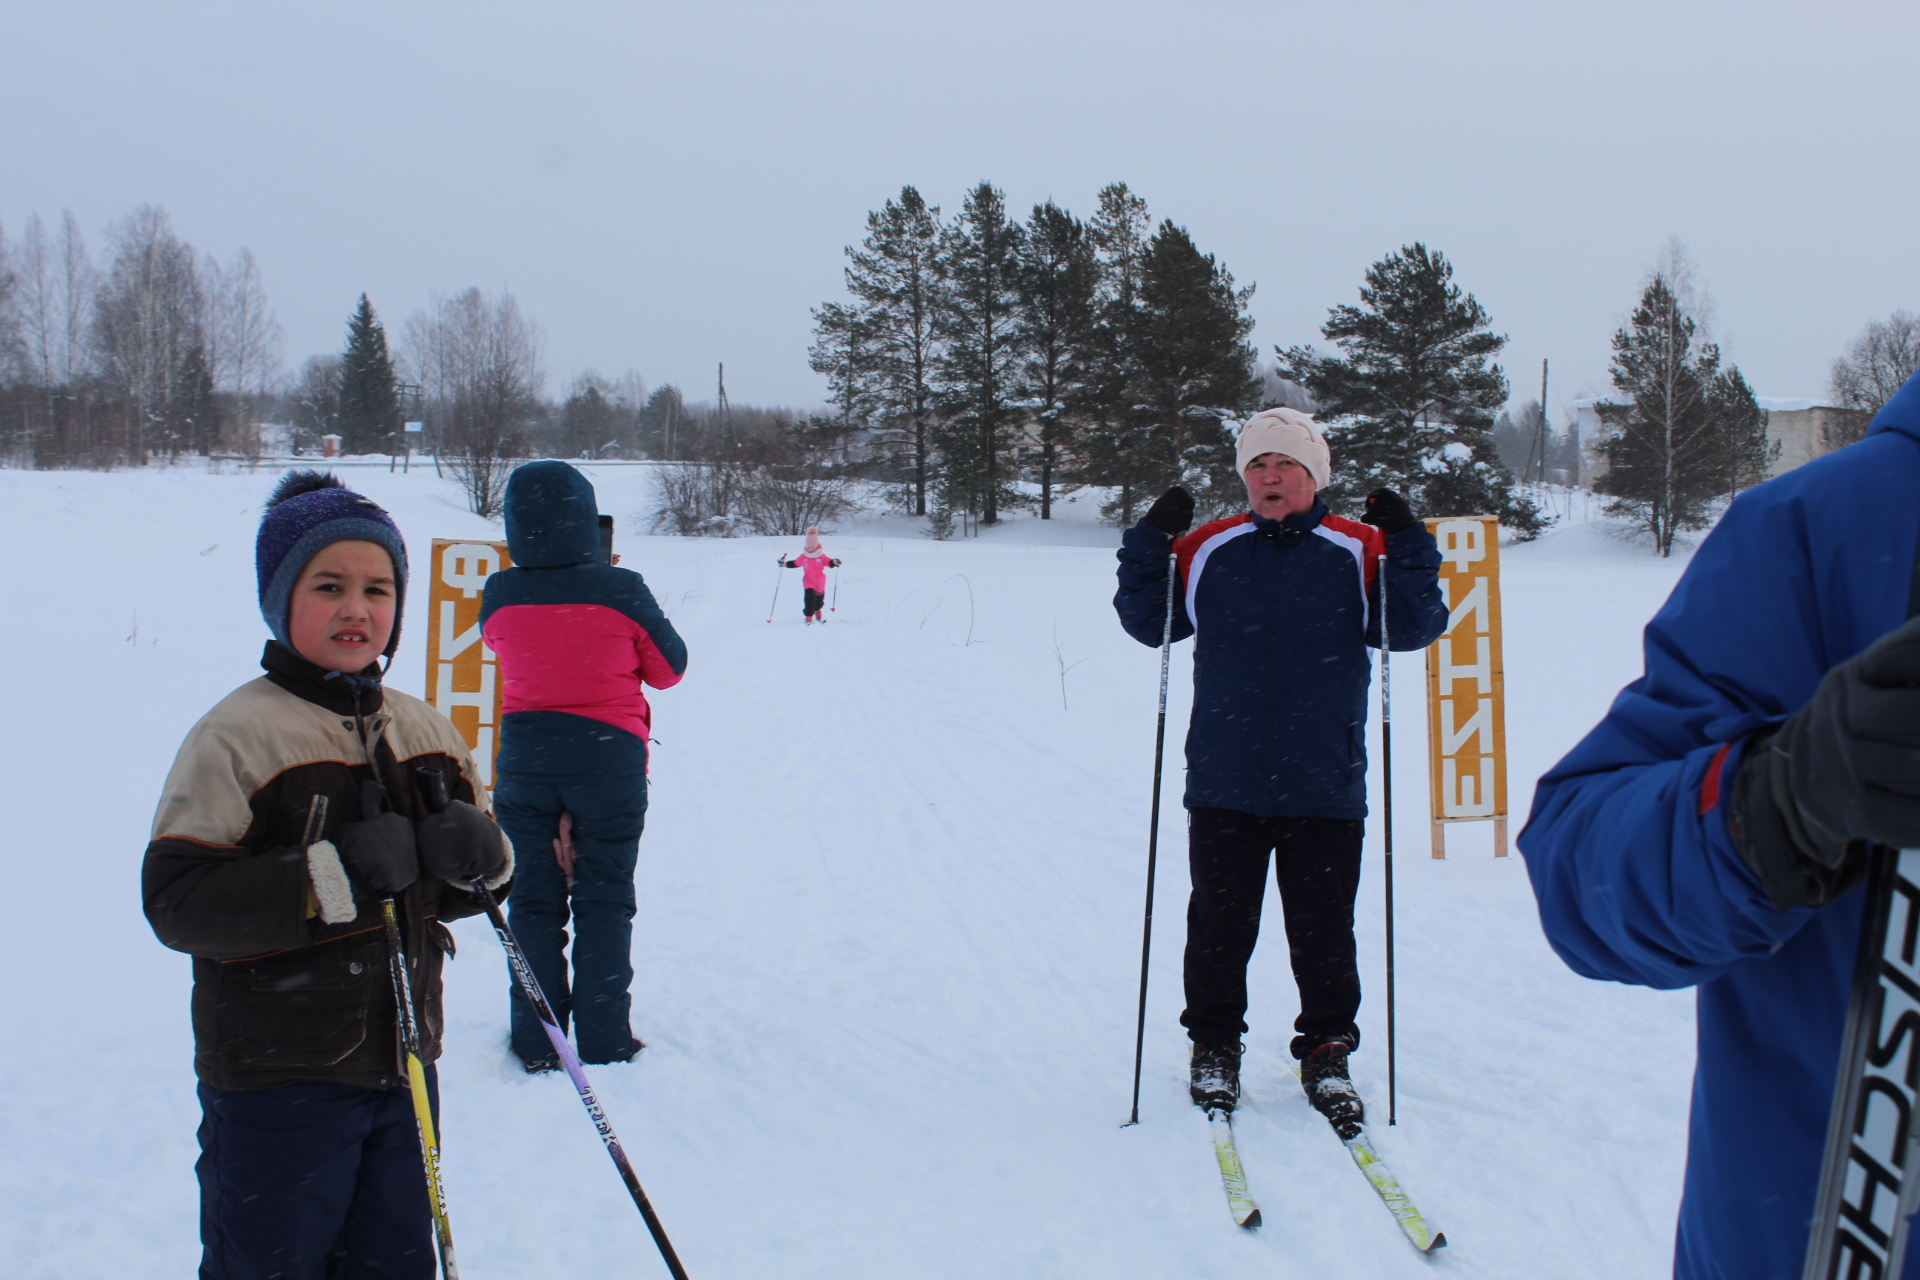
xmin=830 ymin=566 xmax=839 ymax=613
xmin=358 ymin=785 xmax=458 ymax=1280
xmin=1804 ymin=844 xmax=1920 ymax=1280
xmin=468 ymin=876 xmax=691 ymax=1279
xmin=382 ymin=894 xmax=459 ymax=1280
xmin=420 ymin=766 xmax=690 ymax=1279
xmin=1379 ymin=553 xmax=1397 ymax=1129
xmin=1804 ymin=561 xmax=1920 ymax=1280
xmin=765 ymin=558 xmax=784 ymax=624
xmin=1124 ymin=545 xmax=1180 ymax=1127
xmin=308 ymin=790 xmax=461 ymax=1277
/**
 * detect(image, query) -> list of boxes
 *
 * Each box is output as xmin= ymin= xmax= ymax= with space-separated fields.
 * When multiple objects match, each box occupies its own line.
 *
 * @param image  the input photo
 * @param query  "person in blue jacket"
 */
xmin=1519 ymin=370 xmax=1920 ymax=1279
xmin=1114 ymin=408 xmax=1448 ymax=1124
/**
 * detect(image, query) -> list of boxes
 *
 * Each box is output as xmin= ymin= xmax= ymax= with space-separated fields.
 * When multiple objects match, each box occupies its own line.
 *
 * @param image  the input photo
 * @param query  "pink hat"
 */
xmin=803 ymin=526 xmax=822 ymax=553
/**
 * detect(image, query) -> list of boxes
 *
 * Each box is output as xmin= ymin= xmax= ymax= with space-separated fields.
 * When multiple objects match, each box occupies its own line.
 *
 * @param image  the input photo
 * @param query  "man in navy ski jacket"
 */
xmin=1520 ymin=371 xmax=1920 ymax=1279
xmin=1114 ymin=408 xmax=1447 ymax=1122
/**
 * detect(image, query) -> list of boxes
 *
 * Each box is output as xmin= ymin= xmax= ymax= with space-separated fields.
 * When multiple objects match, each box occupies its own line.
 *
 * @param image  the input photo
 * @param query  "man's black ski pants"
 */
xmin=1180 ymin=806 xmax=1364 ymax=1059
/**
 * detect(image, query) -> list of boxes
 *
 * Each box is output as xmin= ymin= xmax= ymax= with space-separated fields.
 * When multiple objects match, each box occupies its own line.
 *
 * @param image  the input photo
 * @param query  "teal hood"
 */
xmin=503 ymin=461 xmax=598 ymax=568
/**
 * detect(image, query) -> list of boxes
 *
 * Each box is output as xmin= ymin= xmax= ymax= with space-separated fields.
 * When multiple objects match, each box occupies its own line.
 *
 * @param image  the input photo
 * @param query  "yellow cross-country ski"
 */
xmin=1206 ymin=1108 xmax=1262 ymax=1229
xmin=1293 ymin=1066 xmax=1446 ymax=1254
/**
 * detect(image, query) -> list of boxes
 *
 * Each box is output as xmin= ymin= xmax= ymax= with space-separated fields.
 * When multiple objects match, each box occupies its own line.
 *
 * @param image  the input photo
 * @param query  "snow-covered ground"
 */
xmin=0 ymin=463 xmax=1697 ymax=1278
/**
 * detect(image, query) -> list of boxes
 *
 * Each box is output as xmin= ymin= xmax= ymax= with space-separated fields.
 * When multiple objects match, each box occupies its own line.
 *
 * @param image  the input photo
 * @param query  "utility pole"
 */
xmin=717 ymin=362 xmax=733 ymax=451
xmin=1537 ymin=358 xmax=1550 ymax=485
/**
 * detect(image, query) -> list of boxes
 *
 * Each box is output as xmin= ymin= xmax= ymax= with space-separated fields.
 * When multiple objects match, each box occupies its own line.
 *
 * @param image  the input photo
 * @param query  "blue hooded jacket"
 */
xmin=1519 ymin=372 xmax=1920 ymax=1279
xmin=479 ymin=462 xmax=687 ymax=776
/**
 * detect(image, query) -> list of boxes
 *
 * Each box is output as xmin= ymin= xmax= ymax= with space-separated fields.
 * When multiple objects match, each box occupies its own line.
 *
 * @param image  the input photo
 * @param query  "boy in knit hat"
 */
xmin=1113 ymin=408 xmax=1449 ymax=1131
xmin=143 ymin=471 xmax=512 ymax=1279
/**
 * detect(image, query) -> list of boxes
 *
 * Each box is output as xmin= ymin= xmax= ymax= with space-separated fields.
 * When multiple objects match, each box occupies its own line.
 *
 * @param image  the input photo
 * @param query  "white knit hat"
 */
xmin=1236 ymin=407 xmax=1330 ymax=490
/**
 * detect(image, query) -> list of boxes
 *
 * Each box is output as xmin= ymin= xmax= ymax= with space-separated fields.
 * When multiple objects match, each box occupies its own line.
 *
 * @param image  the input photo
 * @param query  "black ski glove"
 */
xmin=830 ymin=559 xmax=842 ymax=568
xmin=1729 ymin=615 xmax=1920 ymax=909
xmin=334 ymin=812 xmax=418 ymax=896
xmin=417 ymin=800 xmax=509 ymax=883
xmin=1144 ymin=486 xmax=1194 ymax=537
xmin=1362 ymin=488 xmax=1417 ymax=535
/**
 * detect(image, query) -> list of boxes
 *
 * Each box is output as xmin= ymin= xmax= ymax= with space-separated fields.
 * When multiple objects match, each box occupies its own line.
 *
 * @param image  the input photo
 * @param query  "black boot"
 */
xmin=1300 ymin=1041 xmax=1364 ymax=1137
xmin=1190 ymin=1039 xmax=1243 ymax=1113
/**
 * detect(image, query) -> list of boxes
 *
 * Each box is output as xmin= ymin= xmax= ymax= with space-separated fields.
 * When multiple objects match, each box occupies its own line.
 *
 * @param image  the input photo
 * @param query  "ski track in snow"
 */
xmin=0 ymin=466 xmax=1696 ymax=1278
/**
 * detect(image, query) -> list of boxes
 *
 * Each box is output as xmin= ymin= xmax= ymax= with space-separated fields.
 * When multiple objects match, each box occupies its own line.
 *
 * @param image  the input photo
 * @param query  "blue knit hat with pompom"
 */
xmin=255 ymin=471 xmax=410 ymax=657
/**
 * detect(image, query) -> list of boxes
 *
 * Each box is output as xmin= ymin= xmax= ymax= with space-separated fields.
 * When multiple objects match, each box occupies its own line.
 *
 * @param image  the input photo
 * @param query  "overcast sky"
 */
xmin=7 ymin=0 xmax=1916 ymax=420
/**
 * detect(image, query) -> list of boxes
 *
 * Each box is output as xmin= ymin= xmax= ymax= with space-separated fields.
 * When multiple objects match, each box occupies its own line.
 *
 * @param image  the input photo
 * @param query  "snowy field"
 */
xmin=0 ymin=463 xmax=1697 ymax=1278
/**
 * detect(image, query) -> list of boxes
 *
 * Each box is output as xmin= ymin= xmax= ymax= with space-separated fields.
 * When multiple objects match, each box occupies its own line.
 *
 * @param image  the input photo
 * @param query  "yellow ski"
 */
xmin=1207 ymin=1109 xmax=1262 ymax=1229
xmin=1340 ymin=1131 xmax=1446 ymax=1253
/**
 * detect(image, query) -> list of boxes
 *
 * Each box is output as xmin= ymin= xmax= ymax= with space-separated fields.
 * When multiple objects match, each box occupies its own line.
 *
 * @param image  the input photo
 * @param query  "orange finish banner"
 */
xmin=424 ymin=538 xmax=512 ymax=789
xmin=1422 ymin=516 xmax=1508 ymax=855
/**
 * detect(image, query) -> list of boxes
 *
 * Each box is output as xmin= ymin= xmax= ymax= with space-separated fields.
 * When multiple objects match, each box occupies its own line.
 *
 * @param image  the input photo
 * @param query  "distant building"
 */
xmin=1571 ymin=394 xmax=1866 ymax=487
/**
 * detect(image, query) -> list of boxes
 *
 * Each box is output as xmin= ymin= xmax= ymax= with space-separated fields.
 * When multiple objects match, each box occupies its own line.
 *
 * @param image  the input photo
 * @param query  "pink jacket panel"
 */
xmin=483 ymin=601 xmax=685 ymax=741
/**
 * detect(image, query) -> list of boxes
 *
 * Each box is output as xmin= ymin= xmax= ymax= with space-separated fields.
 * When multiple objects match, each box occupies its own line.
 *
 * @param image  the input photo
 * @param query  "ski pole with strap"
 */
xmin=766 ymin=557 xmax=784 ymax=623
xmin=1124 ymin=540 xmax=1179 ymax=1127
xmin=362 ymin=780 xmax=460 ymax=1280
xmin=1379 ymin=554 xmax=1397 ymax=1129
xmin=417 ymin=769 xmax=692 ymax=1280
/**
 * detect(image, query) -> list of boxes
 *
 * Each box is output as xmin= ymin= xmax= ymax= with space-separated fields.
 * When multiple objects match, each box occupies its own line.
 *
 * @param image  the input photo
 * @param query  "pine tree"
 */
xmin=1596 ymin=277 xmax=1775 ymax=555
xmin=168 ymin=342 xmax=219 ymax=457
xmin=638 ymin=384 xmax=685 ymax=459
xmin=561 ymin=375 xmax=617 ymax=458
xmin=1013 ymin=201 xmax=1098 ymax=519
xmin=807 ymin=301 xmax=876 ymax=437
xmin=1080 ymin=184 xmax=1154 ymax=523
xmin=1279 ymin=243 xmax=1543 ymax=536
xmin=336 ymin=294 xmax=398 ymax=454
xmin=1127 ymin=221 xmax=1258 ymax=521
xmin=807 ymin=188 xmax=945 ymax=515
xmin=933 ymin=181 xmax=1025 ymax=528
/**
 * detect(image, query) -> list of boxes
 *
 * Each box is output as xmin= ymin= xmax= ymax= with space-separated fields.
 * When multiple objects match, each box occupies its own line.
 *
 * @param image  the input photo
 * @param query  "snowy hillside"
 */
xmin=0 ymin=464 xmax=1697 ymax=1278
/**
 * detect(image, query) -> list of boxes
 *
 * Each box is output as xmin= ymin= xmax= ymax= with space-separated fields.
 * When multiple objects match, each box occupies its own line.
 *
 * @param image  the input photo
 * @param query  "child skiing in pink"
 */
xmin=781 ymin=526 xmax=840 ymax=624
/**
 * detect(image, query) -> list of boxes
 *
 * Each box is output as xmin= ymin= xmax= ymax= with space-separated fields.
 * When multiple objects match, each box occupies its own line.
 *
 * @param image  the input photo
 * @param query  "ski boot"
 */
xmin=1190 ymin=1039 xmax=1244 ymax=1113
xmin=1300 ymin=1041 xmax=1364 ymax=1138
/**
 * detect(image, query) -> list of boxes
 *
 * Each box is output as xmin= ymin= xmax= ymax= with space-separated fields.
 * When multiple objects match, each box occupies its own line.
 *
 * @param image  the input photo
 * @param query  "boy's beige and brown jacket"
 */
xmin=143 ymin=642 xmax=513 ymax=1091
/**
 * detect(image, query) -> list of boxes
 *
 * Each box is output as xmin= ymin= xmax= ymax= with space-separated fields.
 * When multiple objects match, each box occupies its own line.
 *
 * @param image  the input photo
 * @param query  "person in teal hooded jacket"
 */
xmin=480 ymin=462 xmax=687 ymax=1070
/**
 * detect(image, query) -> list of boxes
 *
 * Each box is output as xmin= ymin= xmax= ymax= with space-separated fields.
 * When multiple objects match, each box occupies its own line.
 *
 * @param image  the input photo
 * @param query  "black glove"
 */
xmin=1730 ymin=616 xmax=1920 ymax=908
xmin=334 ymin=812 xmax=418 ymax=896
xmin=1144 ymin=486 xmax=1194 ymax=537
xmin=1362 ymin=489 xmax=1416 ymax=535
xmin=417 ymin=800 xmax=509 ymax=883
xmin=830 ymin=559 xmax=842 ymax=568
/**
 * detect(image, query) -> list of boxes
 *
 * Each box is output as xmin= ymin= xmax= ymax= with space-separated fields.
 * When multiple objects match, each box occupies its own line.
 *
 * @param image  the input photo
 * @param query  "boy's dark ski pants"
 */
xmin=492 ymin=766 xmax=649 ymax=1064
xmin=196 ymin=1070 xmax=437 ymax=1279
xmin=1179 ymin=806 xmax=1365 ymax=1058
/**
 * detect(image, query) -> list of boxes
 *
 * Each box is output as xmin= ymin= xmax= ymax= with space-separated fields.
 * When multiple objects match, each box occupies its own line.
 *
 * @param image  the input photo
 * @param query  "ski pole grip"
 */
xmin=416 ymin=766 xmax=451 ymax=815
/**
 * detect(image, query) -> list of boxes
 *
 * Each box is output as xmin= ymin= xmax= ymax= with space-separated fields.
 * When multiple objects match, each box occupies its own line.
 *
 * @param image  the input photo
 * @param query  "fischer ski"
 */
xmin=1206 ymin=1108 xmax=1262 ymax=1229
xmin=1803 ymin=845 xmax=1920 ymax=1280
xmin=1295 ymin=1068 xmax=1445 ymax=1254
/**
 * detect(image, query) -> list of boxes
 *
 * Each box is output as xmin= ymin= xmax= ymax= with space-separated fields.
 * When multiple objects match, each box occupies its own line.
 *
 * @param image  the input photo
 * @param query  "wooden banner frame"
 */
xmin=424 ymin=538 xmax=511 ymax=790
xmin=1422 ymin=516 xmax=1509 ymax=858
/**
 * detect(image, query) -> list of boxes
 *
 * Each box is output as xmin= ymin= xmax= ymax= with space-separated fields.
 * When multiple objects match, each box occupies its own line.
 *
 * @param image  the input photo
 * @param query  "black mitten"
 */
xmin=1729 ymin=616 xmax=1920 ymax=907
xmin=1362 ymin=489 xmax=1417 ymax=535
xmin=334 ymin=813 xmax=418 ymax=895
xmin=417 ymin=801 xmax=509 ymax=883
xmin=1144 ymin=486 xmax=1195 ymax=537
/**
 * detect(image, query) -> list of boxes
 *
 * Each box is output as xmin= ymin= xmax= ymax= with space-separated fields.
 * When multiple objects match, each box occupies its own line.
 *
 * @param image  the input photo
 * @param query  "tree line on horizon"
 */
xmin=1 ymin=202 xmax=1914 ymax=546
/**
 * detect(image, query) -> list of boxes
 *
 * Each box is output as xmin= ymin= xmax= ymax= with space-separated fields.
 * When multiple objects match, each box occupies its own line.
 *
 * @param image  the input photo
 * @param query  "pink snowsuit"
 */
xmin=792 ymin=549 xmax=832 ymax=592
